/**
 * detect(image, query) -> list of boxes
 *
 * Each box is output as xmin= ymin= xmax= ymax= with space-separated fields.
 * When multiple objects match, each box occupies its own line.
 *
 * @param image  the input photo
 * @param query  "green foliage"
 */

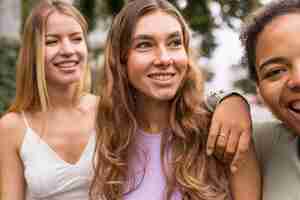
xmin=0 ymin=38 xmax=19 ymax=115
xmin=100 ymin=0 xmax=260 ymax=57
xmin=21 ymin=0 xmax=39 ymax=32
xmin=105 ymin=0 xmax=125 ymax=16
xmin=76 ymin=0 xmax=97 ymax=31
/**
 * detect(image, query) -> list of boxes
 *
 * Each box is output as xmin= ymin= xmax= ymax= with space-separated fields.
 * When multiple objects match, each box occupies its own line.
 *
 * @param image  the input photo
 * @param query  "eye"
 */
xmin=135 ymin=41 xmax=152 ymax=50
xmin=72 ymin=36 xmax=83 ymax=43
xmin=263 ymin=67 xmax=288 ymax=80
xmin=168 ymin=38 xmax=182 ymax=48
xmin=45 ymin=39 xmax=58 ymax=46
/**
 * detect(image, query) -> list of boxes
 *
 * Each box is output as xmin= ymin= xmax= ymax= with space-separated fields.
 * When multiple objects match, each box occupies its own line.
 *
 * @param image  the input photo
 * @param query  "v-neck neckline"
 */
xmin=26 ymin=127 xmax=95 ymax=167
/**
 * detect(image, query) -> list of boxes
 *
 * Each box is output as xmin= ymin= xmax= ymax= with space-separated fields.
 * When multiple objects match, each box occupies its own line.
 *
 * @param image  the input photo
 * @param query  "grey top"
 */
xmin=253 ymin=122 xmax=300 ymax=200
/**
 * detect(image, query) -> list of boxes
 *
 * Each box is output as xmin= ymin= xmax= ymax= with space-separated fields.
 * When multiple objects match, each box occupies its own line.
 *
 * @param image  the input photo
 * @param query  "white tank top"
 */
xmin=20 ymin=112 xmax=95 ymax=200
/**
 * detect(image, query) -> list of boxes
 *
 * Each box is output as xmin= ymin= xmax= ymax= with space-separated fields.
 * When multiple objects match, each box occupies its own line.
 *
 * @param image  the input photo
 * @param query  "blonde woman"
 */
xmin=0 ymin=1 xmax=97 ymax=199
xmin=90 ymin=0 xmax=260 ymax=199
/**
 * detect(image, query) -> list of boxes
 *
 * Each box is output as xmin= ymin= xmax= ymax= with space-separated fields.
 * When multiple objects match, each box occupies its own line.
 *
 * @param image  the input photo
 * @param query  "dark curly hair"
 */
xmin=240 ymin=0 xmax=300 ymax=82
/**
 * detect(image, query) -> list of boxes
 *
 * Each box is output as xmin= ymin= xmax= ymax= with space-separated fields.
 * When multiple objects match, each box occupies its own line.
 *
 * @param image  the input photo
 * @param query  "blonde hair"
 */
xmin=91 ymin=0 xmax=230 ymax=199
xmin=9 ymin=0 xmax=90 ymax=113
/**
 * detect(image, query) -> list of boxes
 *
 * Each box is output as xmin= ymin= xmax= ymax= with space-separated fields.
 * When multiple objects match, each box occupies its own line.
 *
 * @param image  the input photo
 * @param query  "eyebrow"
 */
xmin=45 ymin=32 xmax=83 ymax=37
xmin=132 ymin=31 xmax=182 ymax=41
xmin=258 ymin=57 xmax=289 ymax=72
xmin=132 ymin=34 xmax=152 ymax=41
xmin=169 ymin=31 xmax=182 ymax=38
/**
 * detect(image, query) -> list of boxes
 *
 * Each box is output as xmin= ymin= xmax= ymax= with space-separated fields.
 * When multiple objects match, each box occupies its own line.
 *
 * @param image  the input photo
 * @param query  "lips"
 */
xmin=54 ymin=60 xmax=79 ymax=68
xmin=147 ymin=72 xmax=175 ymax=81
xmin=289 ymin=101 xmax=300 ymax=113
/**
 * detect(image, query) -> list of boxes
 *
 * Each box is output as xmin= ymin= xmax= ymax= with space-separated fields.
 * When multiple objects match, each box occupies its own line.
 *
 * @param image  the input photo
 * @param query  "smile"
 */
xmin=289 ymin=101 xmax=300 ymax=113
xmin=54 ymin=60 xmax=79 ymax=68
xmin=148 ymin=73 xmax=175 ymax=81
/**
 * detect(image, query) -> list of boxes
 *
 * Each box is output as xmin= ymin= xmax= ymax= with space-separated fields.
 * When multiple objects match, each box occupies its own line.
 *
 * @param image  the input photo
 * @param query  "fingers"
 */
xmin=207 ymin=116 xmax=252 ymax=175
xmin=230 ymin=130 xmax=251 ymax=173
xmin=207 ymin=121 xmax=221 ymax=156
xmin=223 ymin=130 xmax=241 ymax=163
xmin=214 ymin=126 xmax=230 ymax=160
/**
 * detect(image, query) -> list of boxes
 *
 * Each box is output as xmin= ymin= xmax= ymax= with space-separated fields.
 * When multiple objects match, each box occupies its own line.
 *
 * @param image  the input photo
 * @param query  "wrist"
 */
xmin=205 ymin=90 xmax=249 ymax=112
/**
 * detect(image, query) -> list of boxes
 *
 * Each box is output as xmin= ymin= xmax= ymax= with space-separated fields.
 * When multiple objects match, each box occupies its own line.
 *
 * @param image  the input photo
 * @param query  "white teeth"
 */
xmin=56 ymin=62 xmax=77 ymax=68
xmin=149 ymin=74 xmax=174 ymax=81
xmin=291 ymin=101 xmax=300 ymax=111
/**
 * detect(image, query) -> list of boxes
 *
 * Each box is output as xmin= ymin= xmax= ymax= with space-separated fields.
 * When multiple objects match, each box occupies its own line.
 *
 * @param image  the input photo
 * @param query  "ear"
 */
xmin=256 ymin=85 xmax=266 ymax=106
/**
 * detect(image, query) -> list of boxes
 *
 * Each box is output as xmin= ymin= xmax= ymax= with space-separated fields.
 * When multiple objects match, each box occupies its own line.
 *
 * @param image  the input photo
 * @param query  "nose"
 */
xmin=153 ymin=46 xmax=173 ymax=66
xmin=287 ymin=65 xmax=300 ymax=90
xmin=59 ymin=39 xmax=75 ymax=56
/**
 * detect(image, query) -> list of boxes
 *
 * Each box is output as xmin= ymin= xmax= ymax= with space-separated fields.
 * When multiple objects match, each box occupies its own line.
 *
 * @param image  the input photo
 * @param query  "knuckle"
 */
xmin=217 ymin=135 xmax=228 ymax=143
xmin=239 ymin=146 xmax=249 ymax=154
xmin=226 ymin=148 xmax=236 ymax=156
xmin=210 ymin=132 xmax=219 ymax=137
xmin=216 ymin=141 xmax=226 ymax=148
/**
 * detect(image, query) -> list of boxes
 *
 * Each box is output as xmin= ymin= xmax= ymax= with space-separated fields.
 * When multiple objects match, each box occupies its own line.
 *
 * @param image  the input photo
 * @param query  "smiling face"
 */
xmin=256 ymin=13 xmax=300 ymax=134
xmin=127 ymin=11 xmax=188 ymax=104
xmin=44 ymin=11 xmax=87 ymax=88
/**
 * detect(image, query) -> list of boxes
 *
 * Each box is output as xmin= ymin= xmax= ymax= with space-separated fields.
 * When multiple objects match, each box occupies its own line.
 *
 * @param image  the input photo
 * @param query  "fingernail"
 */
xmin=231 ymin=166 xmax=237 ymax=173
xmin=207 ymin=149 xmax=212 ymax=156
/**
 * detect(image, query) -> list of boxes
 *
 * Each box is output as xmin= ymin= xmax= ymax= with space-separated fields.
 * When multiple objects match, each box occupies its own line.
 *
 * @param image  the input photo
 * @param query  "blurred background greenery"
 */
xmin=0 ymin=0 xmax=264 ymax=116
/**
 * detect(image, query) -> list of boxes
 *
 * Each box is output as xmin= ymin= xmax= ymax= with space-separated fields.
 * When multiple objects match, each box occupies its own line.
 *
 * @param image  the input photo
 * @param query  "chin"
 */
xmin=48 ymin=77 xmax=81 ymax=87
xmin=153 ymin=93 xmax=177 ymax=101
xmin=63 ymin=72 xmax=82 ymax=82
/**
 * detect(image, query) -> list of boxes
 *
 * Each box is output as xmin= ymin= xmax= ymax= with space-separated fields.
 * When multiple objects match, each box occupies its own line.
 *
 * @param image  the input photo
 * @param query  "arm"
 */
xmin=206 ymin=91 xmax=252 ymax=173
xmin=229 ymin=141 xmax=261 ymax=200
xmin=0 ymin=113 xmax=26 ymax=200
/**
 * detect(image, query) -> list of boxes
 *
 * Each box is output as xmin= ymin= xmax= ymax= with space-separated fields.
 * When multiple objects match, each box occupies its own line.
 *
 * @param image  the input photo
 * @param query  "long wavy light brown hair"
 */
xmin=8 ymin=0 xmax=90 ymax=113
xmin=91 ymin=0 xmax=230 ymax=199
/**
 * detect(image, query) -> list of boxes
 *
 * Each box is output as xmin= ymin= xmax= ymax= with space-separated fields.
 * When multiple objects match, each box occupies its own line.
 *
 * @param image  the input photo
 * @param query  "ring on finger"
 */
xmin=218 ymin=134 xmax=227 ymax=138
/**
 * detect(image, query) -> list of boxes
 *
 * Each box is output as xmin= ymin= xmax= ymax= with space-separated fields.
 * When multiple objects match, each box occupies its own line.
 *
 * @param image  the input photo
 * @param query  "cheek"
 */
xmin=127 ymin=65 xmax=143 ymax=85
xmin=127 ymin=53 xmax=150 ymax=73
xmin=259 ymin=82 xmax=283 ymax=112
xmin=129 ymin=52 xmax=153 ymax=66
xmin=44 ymin=53 xmax=51 ymax=71
xmin=174 ymin=52 xmax=188 ymax=72
xmin=173 ymin=49 xmax=187 ymax=61
xmin=45 ymin=47 xmax=57 ymax=65
xmin=259 ymin=84 xmax=275 ymax=102
xmin=79 ymin=44 xmax=88 ymax=58
xmin=45 ymin=48 xmax=51 ymax=63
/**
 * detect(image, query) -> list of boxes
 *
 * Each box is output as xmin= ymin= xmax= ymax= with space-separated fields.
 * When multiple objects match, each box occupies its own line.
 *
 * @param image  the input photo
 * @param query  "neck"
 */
xmin=47 ymin=83 xmax=81 ymax=110
xmin=135 ymin=97 xmax=171 ymax=134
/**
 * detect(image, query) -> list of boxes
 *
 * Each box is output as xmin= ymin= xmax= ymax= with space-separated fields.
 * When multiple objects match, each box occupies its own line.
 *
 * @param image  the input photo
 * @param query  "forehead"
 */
xmin=46 ymin=11 xmax=83 ymax=34
xmin=256 ymin=14 xmax=300 ymax=64
xmin=257 ymin=13 xmax=300 ymax=46
xmin=133 ymin=10 xmax=183 ymax=37
xmin=261 ymin=13 xmax=300 ymax=37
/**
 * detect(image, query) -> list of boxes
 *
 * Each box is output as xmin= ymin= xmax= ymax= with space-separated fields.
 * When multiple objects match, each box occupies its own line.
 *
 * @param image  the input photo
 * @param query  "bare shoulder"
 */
xmin=0 ymin=112 xmax=26 ymax=149
xmin=0 ymin=112 xmax=24 ymax=130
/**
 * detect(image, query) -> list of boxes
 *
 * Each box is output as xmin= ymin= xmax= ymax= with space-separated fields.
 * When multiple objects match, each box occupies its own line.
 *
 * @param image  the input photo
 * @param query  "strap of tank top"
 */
xmin=21 ymin=111 xmax=30 ymax=129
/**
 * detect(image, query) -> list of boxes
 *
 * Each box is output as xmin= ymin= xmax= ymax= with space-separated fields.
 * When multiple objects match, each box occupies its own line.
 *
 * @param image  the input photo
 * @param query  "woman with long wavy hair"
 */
xmin=0 ymin=1 xmax=97 ymax=199
xmin=90 ymin=0 xmax=260 ymax=199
